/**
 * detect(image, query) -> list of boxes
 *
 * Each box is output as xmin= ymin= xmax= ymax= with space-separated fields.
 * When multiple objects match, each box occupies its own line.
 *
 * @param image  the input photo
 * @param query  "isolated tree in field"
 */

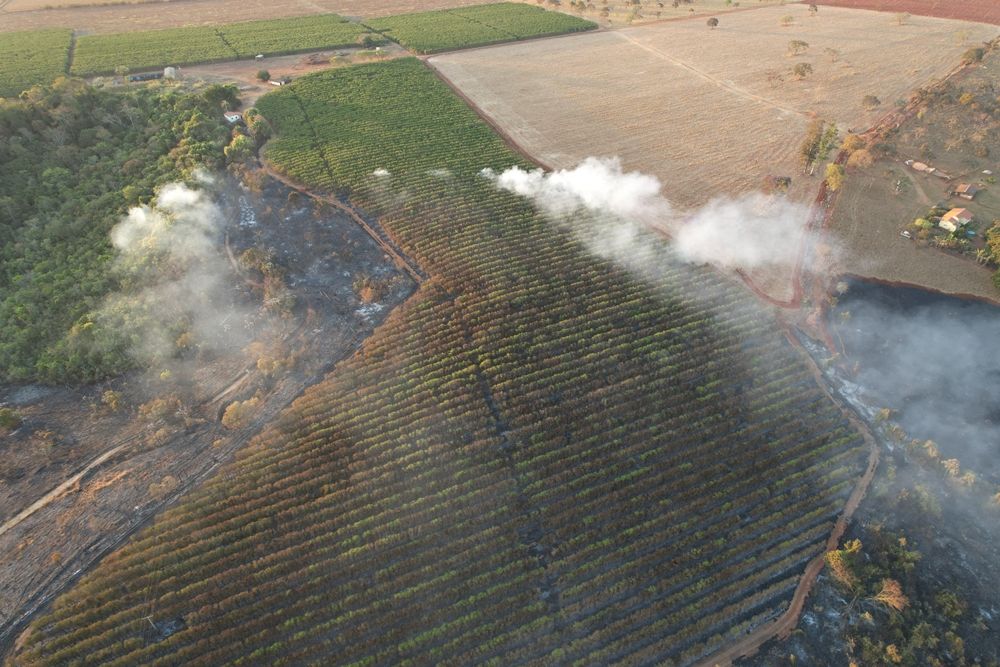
xmin=841 ymin=133 xmax=865 ymax=152
xmin=963 ymin=47 xmax=985 ymax=64
xmin=256 ymin=69 xmax=270 ymax=82
xmin=825 ymin=163 xmax=845 ymax=191
xmin=792 ymin=62 xmax=813 ymax=79
xmin=808 ymin=3 xmax=818 ymax=16
xmin=780 ymin=14 xmax=794 ymax=26
xmin=862 ymin=94 xmax=881 ymax=110
xmin=846 ymin=148 xmax=874 ymax=169
xmin=894 ymin=12 xmax=909 ymax=25
xmin=787 ymin=40 xmax=809 ymax=56
xmin=872 ymin=579 xmax=909 ymax=612
xmin=707 ymin=17 xmax=719 ymax=29
xmin=799 ymin=118 xmax=824 ymax=167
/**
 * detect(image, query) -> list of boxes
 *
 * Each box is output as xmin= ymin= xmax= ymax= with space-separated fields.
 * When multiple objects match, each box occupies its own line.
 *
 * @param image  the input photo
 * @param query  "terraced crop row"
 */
xmin=70 ymin=15 xmax=370 ymax=76
xmin=16 ymin=58 xmax=867 ymax=665
xmin=365 ymin=2 xmax=596 ymax=54
xmin=0 ymin=29 xmax=72 ymax=97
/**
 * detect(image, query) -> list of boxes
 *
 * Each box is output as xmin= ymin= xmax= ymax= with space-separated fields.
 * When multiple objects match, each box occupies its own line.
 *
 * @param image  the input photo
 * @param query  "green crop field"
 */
xmin=221 ymin=14 xmax=374 ymax=59
xmin=0 ymin=29 xmax=72 ymax=97
xmin=15 ymin=58 xmax=866 ymax=665
xmin=70 ymin=15 xmax=369 ymax=76
xmin=365 ymin=3 xmax=596 ymax=54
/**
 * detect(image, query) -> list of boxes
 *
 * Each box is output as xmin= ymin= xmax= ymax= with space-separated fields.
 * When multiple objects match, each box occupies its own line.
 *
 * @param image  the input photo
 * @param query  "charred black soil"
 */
xmin=740 ymin=280 xmax=1000 ymax=666
xmin=0 ymin=170 xmax=416 ymax=655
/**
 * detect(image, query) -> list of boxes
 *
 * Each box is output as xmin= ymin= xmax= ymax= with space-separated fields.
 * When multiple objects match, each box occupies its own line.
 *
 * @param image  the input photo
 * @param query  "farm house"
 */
xmin=951 ymin=183 xmax=980 ymax=200
xmin=939 ymin=207 xmax=974 ymax=232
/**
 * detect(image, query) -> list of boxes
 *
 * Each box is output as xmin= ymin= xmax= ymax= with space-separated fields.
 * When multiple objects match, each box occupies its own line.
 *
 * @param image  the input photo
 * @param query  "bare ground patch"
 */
xmin=430 ymin=5 xmax=997 ymax=302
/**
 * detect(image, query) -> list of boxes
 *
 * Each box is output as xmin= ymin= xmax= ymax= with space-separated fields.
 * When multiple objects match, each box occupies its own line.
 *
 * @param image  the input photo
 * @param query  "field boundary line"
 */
xmin=424 ymin=58 xmax=554 ymax=171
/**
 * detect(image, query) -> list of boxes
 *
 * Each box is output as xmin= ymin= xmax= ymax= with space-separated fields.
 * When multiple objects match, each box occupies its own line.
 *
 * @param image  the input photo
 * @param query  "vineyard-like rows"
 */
xmin=365 ymin=2 xmax=596 ymax=54
xmin=0 ymin=29 xmax=72 ymax=97
xmin=70 ymin=15 xmax=370 ymax=76
xmin=16 ymin=58 xmax=867 ymax=665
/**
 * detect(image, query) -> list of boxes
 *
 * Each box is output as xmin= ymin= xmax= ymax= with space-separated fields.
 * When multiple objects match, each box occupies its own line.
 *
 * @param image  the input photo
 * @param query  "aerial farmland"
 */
xmin=1 ymin=1 xmax=999 ymax=666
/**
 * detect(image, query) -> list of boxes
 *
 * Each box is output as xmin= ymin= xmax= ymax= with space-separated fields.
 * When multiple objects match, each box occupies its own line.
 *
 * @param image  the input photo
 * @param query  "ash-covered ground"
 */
xmin=0 ymin=171 xmax=416 ymax=654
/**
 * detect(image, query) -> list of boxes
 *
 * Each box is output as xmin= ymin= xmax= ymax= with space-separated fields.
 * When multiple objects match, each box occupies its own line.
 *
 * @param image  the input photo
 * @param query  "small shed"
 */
xmin=951 ymin=183 xmax=980 ymax=200
xmin=939 ymin=207 xmax=974 ymax=232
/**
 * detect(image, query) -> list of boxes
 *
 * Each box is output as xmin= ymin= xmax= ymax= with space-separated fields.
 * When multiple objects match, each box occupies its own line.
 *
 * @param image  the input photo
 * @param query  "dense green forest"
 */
xmin=0 ymin=79 xmax=234 ymax=383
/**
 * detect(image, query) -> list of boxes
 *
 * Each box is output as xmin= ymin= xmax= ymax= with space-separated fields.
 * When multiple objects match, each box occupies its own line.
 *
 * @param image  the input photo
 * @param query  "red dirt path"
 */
xmin=811 ymin=0 xmax=1000 ymax=25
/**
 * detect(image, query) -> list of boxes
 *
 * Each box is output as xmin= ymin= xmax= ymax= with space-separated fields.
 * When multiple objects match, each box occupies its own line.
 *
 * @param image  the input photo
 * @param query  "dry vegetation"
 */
xmin=432 ymin=4 xmax=996 ymax=209
xmin=827 ymin=49 xmax=1000 ymax=301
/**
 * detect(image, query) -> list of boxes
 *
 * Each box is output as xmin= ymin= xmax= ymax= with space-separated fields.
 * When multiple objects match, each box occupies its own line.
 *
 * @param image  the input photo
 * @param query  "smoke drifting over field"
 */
xmin=833 ymin=283 xmax=1000 ymax=484
xmin=90 ymin=175 xmax=254 ymax=369
xmin=483 ymin=157 xmax=819 ymax=272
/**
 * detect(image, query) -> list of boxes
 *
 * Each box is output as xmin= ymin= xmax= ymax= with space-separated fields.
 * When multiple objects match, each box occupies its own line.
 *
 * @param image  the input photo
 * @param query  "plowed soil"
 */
xmin=813 ymin=0 xmax=1000 ymax=25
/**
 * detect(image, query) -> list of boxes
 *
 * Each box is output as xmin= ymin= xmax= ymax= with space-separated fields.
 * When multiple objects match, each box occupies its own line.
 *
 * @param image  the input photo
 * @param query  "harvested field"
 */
xmin=0 ymin=0 xmax=501 ymax=34
xmin=812 ymin=0 xmax=1000 ymax=26
xmin=431 ymin=4 xmax=998 ymax=210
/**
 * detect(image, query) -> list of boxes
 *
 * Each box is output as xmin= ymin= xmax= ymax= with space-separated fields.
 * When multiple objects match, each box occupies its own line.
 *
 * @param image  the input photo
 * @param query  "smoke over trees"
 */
xmin=0 ymin=79 xmax=234 ymax=383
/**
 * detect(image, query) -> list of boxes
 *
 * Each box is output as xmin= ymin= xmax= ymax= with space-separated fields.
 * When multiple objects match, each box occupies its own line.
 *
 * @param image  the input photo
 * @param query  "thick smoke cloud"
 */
xmin=483 ymin=156 xmax=818 ymax=272
xmin=94 ymin=175 xmax=255 ymax=368
xmin=834 ymin=286 xmax=1000 ymax=483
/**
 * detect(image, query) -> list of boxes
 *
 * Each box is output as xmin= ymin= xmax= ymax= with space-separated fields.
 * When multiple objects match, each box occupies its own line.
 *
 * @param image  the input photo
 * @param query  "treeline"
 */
xmin=0 ymin=79 xmax=235 ymax=383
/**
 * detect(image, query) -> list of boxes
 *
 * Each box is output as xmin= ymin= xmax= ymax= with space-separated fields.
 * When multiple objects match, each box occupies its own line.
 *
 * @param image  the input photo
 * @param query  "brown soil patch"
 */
xmin=430 ymin=5 xmax=996 ymax=303
xmin=813 ymin=0 xmax=1000 ymax=26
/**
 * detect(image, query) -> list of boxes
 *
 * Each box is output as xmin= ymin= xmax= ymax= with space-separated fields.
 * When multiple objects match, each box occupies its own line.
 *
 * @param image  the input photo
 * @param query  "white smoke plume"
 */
xmin=675 ymin=194 xmax=811 ymax=270
xmin=88 ymin=176 xmax=256 ymax=369
xmin=484 ymin=156 xmax=818 ymax=273
xmin=482 ymin=157 xmax=670 ymax=221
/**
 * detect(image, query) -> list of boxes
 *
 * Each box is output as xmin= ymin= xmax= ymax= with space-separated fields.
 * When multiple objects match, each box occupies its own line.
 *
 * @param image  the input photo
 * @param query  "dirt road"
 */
xmin=0 ymin=441 xmax=131 ymax=540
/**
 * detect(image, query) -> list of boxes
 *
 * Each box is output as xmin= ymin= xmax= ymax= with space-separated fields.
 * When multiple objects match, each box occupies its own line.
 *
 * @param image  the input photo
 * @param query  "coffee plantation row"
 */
xmin=15 ymin=58 xmax=868 ymax=665
xmin=1 ymin=4 xmax=595 ymax=94
xmin=0 ymin=29 xmax=72 ymax=97
xmin=366 ymin=3 xmax=596 ymax=54
xmin=70 ymin=15 xmax=373 ymax=76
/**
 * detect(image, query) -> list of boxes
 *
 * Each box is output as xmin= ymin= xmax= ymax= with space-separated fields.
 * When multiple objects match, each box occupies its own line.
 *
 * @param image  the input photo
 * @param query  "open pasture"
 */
xmin=432 ymin=4 xmax=998 ymax=209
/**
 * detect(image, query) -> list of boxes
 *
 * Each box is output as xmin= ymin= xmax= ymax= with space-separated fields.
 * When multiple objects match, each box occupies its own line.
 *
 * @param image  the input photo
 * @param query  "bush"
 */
xmin=256 ymin=69 xmax=270 ymax=81
xmin=0 ymin=407 xmax=22 ymax=431
xmin=962 ymin=47 xmax=985 ymax=64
